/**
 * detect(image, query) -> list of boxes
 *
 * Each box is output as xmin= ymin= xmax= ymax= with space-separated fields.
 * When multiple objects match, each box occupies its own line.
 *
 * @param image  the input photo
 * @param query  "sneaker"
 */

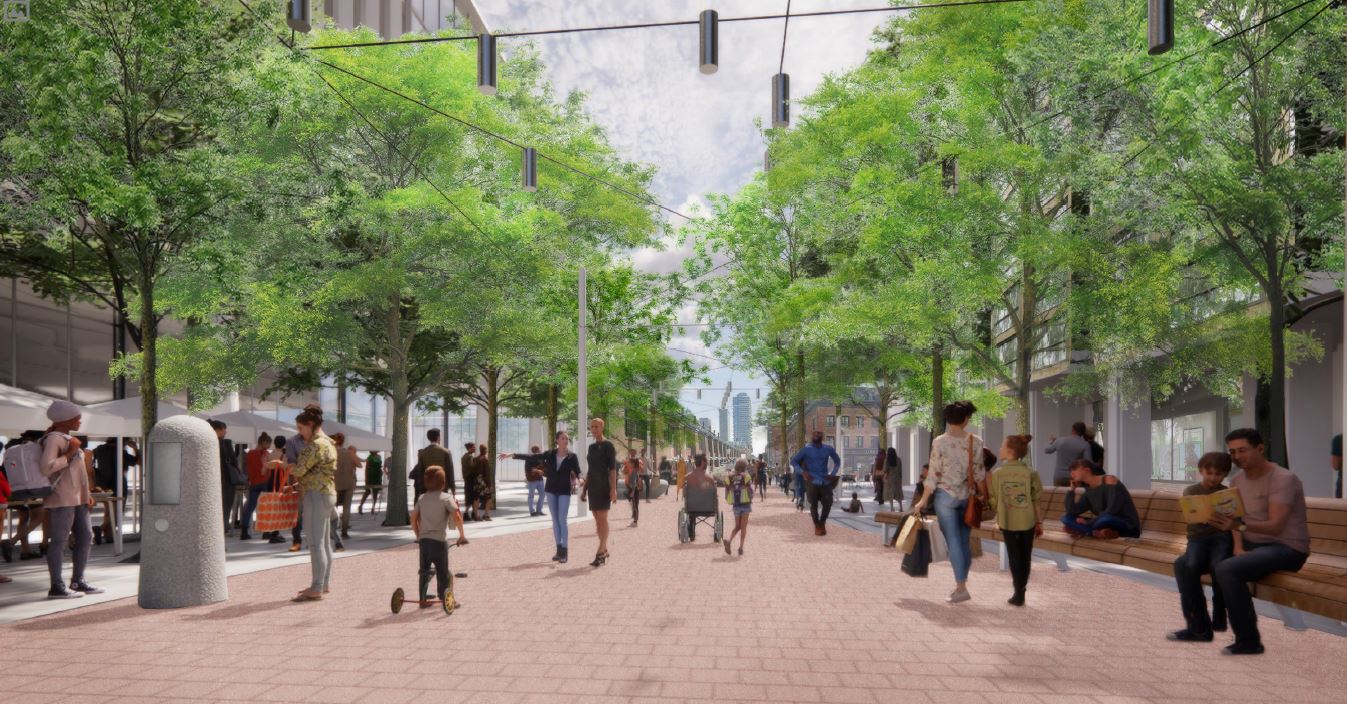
xmin=1222 ymin=642 xmax=1264 ymax=655
xmin=69 ymin=581 xmax=104 ymax=595
xmin=47 ymin=586 xmax=84 ymax=600
xmin=268 ymin=535 xmax=286 ymax=544
xmin=1166 ymin=629 xmax=1213 ymax=643
xmin=1008 ymin=592 xmax=1025 ymax=607
xmin=1091 ymin=528 xmax=1120 ymax=539
xmin=948 ymin=589 xmax=971 ymax=604
xmin=239 ymin=532 xmax=252 ymax=540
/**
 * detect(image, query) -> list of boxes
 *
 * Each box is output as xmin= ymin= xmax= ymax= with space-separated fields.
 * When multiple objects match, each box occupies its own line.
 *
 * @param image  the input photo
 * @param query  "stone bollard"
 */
xmin=138 ymin=415 xmax=227 ymax=609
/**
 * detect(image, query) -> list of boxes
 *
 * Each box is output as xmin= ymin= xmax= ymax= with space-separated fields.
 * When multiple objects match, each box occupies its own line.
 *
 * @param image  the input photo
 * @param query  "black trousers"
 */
xmin=1002 ymin=529 xmax=1035 ymax=594
xmin=806 ymin=482 xmax=833 ymax=527
xmin=418 ymin=538 xmax=450 ymax=601
xmin=629 ymin=486 xmax=640 ymax=521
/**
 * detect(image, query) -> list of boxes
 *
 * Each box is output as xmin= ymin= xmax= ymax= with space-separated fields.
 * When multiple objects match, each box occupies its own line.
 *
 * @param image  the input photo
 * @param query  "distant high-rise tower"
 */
xmin=732 ymin=392 xmax=751 ymax=446
xmin=718 ymin=407 xmax=729 ymax=440
xmin=699 ymin=417 xmax=711 ymax=431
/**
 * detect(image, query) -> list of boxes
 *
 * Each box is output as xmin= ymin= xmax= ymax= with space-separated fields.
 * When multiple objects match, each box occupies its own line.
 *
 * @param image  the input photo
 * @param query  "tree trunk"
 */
xmin=138 ymin=271 xmax=158 ymax=440
xmin=1265 ymin=293 xmax=1289 ymax=466
xmin=486 ymin=367 xmax=499 ymax=510
xmin=931 ymin=343 xmax=944 ymax=439
xmin=383 ymin=382 xmax=411 ymax=527
xmin=796 ymin=348 xmax=807 ymax=450
xmin=1015 ymin=263 xmax=1036 ymax=435
xmin=546 ymin=383 xmax=558 ymax=445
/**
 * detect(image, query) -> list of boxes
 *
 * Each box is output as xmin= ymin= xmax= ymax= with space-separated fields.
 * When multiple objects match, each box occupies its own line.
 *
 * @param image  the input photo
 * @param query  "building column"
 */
xmin=1104 ymin=390 xmax=1152 ymax=490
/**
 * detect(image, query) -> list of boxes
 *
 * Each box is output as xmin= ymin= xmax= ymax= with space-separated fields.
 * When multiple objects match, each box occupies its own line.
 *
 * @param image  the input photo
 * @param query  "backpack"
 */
xmin=2 ymin=434 xmax=57 ymax=501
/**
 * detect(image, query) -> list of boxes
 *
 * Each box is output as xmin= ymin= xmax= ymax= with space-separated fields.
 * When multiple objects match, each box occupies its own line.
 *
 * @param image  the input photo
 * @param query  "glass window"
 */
xmin=855 ymin=416 xmax=865 ymax=429
xmin=826 ymin=415 xmax=835 ymax=427
xmin=872 ymin=436 xmax=880 ymax=449
xmin=826 ymin=436 xmax=835 ymax=445
xmin=1150 ymin=409 xmax=1222 ymax=483
xmin=839 ymin=415 xmax=849 ymax=428
xmin=842 ymin=435 xmax=851 ymax=449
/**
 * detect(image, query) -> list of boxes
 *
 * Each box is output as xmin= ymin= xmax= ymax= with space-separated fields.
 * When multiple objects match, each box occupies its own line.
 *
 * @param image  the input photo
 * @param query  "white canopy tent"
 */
xmin=323 ymin=419 xmax=392 ymax=453
xmin=0 ymin=383 xmax=63 ymax=434
xmin=207 ymin=410 xmax=392 ymax=453
xmin=81 ymin=396 xmax=189 ymax=437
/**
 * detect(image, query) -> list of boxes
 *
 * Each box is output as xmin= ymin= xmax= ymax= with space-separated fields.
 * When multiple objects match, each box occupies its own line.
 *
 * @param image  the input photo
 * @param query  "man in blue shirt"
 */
xmin=791 ymin=430 xmax=842 ymax=536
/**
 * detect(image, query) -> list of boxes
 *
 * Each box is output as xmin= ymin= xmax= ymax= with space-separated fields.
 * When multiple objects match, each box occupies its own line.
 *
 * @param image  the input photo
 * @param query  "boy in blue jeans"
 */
xmin=1168 ymin=452 xmax=1234 ymax=639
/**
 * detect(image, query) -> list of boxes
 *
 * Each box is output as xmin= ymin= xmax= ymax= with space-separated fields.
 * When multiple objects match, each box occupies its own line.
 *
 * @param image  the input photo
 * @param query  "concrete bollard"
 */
xmin=138 ymin=415 xmax=227 ymax=609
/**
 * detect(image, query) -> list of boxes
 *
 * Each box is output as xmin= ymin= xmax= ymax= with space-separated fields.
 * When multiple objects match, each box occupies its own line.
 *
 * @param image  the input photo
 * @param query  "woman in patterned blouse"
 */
xmin=911 ymin=400 xmax=987 ymax=604
xmin=289 ymin=404 xmax=338 ymax=602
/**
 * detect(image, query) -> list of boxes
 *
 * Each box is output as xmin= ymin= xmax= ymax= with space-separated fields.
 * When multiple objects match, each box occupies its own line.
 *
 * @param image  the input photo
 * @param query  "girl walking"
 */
xmin=723 ymin=458 xmax=753 ymax=556
xmin=986 ymin=434 xmax=1042 ymax=606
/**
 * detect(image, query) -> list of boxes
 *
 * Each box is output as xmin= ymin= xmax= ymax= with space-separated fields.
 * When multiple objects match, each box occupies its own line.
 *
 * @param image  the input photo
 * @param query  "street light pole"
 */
xmin=577 ymin=267 xmax=589 ymax=517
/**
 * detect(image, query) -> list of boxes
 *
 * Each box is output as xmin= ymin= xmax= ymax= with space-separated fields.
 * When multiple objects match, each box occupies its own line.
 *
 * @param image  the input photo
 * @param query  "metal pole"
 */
xmin=113 ymin=437 xmax=124 ymax=555
xmin=577 ymin=267 xmax=589 ymax=518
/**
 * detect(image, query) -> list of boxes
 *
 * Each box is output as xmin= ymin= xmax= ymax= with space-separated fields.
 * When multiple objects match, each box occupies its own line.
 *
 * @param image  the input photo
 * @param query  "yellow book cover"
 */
xmin=1179 ymin=487 xmax=1245 ymax=524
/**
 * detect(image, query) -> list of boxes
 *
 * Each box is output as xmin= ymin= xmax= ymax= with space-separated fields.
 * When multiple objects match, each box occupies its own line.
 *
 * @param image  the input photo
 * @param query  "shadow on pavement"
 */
xmin=181 ymin=599 xmax=294 ymax=621
xmin=12 ymin=602 xmax=145 ymax=631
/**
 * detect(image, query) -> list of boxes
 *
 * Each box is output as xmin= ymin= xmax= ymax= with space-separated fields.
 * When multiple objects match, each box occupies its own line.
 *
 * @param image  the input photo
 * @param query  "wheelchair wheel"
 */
xmin=713 ymin=511 xmax=724 ymax=543
xmin=390 ymin=587 xmax=405 ymax=614
xmin=678 ymin=509 xmax=689 ymax=543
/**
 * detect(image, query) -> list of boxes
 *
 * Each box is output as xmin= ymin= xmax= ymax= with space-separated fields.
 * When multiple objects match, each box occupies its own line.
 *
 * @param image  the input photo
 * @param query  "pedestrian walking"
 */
xmin=357 ymin=449 xmax=384 ymax=514
xmin=474 ymin=444 xmax=493 ymax=521
xmin=723 ymin=458 xmax=753 ymax=555
xmin=263 ymin=436 xmax=289 ymax=544
xmin=624 ymin=452 xmax=643 ymax=527
xmin=289 ymin=404 xmax=338 ymax=602
xmin=1044 ymin=421 xmax=1092 ymax=487
xmin=39 ymin=400 xmax=101 ymax=599
xmin=790 ymin=430 xmax=842 ymax=536
xmin=333 ymin=433 xmax=361 ymax=541
xmin=986 ymin=434 xmax=1042 ymax=606
xmin=640 ymin=455 xmax=654 ymax=503
xmin=882 ymin=447 xmax=905 ymax=510
xmin=239 ymin=433 xmax=272 ymax=541
xmin=210 ymin=420 xmax=245 ymax=536
xmin=501 ymin=430 xmax=581 ymax=563
xmin=460 ymin=443 xmax=478 ymax=521
xmin=525 ymin=445 xmax=547 ymax=516
xmin=581 ymin=418 xmax=617 ymax=567
xmin=755 ymin=457 xmax=768 ymax=499
xmin=910 ymin=400 xmax=986 ymax=604
xmin=871 ymin=448 xmax=886 ymax=505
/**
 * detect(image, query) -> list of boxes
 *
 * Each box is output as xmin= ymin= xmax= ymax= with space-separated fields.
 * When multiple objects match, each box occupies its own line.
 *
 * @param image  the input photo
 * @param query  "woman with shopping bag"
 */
xmin=910 ymin=401 xmax=987 ymax=604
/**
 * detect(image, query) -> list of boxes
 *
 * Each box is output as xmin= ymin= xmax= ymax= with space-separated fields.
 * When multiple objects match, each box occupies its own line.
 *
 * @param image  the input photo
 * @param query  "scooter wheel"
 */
xmin=391 ymin=587 xmax=405 ymax=614
xmin=442 ymin=592 xmax=456 ymax=615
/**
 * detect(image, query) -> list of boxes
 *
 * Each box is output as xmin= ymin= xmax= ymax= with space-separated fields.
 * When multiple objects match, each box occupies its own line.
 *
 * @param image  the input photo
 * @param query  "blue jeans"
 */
xmin=1060 ymin=513 xmax=1139 ymax=538
xmin=933 ymin=489 xmax=972 ymax=583
xmin=1173 ymin=533 xmax=1233 ymax=634
xmin=241 ymin=484 xmax=268 ymax=534
xmin=1214 ymin=541 xmax=1308 ymax=646
xmin=546 ymin=492 xmax=570 ymax=547
xmin=528 ymin=480 xmax=546 ymax=514
xmin=302 ymin=491 xmax=336 ymax=592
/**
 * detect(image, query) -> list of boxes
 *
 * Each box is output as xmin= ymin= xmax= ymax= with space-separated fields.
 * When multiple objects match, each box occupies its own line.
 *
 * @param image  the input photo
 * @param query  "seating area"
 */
xmin=876 ymin=486 xmax=1347 ymax=624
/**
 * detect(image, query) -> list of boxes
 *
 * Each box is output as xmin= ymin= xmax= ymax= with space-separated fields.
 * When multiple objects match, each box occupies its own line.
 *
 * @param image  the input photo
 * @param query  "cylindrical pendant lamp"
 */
xmin=1148 ymin=0 xmax=1174 ymax=55
xmin=478 ymin=33 xmax=498 ymax=95
xmin=521 ymin=147 xmax=538 ymax=192
xmin=699 ymin=10 xmax=719 ymax=74
xmin=286 ymin=1 xmax=311 ymax=33
xmin=771 ymin=73 xmax=790 ymax=128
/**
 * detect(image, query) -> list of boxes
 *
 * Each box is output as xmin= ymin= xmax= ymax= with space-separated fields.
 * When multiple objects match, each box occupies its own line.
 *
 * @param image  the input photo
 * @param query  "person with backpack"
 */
xmin=722 ymin=458 xmax=754 ymax=555
xmin=2 ymin=431 xmax=46 ymax=563
xmin=40 ymin=400 xmax=102 ymax=599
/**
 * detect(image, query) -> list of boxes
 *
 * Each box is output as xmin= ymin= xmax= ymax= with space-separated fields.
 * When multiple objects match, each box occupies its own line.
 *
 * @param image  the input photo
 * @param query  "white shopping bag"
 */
xmin=925 ymin=517 xmax=949 ymax=563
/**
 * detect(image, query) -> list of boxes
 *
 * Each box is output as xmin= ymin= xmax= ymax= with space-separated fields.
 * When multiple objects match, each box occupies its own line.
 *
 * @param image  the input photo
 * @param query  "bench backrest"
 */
xmin=1037 ymin=486 xmax=1347 ymax=560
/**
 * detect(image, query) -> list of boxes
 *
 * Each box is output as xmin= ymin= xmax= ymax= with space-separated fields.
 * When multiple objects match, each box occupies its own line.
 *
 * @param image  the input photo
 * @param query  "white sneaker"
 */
xmin=948 ymin=589 xmax=971 ymax=604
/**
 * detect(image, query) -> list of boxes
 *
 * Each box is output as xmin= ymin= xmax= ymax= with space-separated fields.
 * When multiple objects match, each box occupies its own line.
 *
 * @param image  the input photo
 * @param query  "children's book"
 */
xmin=1179 ymin=487 xmax=1245 ymax=524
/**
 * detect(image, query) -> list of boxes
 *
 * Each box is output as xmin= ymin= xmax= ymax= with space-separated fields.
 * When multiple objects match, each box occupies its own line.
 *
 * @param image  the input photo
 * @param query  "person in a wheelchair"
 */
xmin=679 ymin=455 xmax=722 ymax=543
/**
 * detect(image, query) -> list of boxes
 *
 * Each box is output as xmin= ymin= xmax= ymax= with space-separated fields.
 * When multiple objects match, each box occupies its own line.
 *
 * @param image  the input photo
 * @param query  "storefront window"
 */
xmin=1151 ymin=409 xmax=1223 ymax=483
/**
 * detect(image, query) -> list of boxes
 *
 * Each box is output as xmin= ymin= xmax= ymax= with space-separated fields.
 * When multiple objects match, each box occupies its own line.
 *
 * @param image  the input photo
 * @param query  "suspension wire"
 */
xmin=304 ymin=0 xmax=1036 ymax=51
xmin=779 ymin=1 xmax=793 ymax=75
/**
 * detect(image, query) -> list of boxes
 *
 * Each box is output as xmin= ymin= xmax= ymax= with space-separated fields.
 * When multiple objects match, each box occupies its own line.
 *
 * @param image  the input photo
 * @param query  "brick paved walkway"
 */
xmin=4 ymin=493 xmax=1342 ymax=703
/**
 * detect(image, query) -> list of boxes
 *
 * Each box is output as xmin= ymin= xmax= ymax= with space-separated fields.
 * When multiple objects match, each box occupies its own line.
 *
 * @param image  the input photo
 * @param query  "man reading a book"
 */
xmin=1168 ymin=451 xmax=1235 ymax=643
xmin=1171 ymin=428 xmax=1309 ymax=656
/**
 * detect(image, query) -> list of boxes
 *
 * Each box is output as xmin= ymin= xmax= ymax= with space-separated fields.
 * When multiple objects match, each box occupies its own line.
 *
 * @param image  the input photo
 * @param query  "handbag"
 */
xmin=254 ymin=468 xmax=299 ymax=533
xmin=963 ymin=436 xmax=985 ymax=529
xmin=894 ymin=513 xmax=922 ymax=554
xmin=900 ymin=528 xmax=932 ymax=577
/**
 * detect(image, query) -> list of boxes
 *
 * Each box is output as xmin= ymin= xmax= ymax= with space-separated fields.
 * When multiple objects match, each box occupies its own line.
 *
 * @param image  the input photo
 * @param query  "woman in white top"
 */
xmin=911 ymin=400 xmax=987 ymax=603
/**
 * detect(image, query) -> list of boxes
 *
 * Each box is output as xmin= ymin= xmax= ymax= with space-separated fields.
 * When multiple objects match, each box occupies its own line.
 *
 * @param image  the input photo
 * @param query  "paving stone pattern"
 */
xmin=3 ymin=494 xmax=1342 ymax=703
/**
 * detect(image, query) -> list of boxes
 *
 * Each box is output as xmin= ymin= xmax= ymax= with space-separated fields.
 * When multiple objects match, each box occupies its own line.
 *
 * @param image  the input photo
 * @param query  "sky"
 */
xmin=474 ymin=1 xmax=894 ymax=452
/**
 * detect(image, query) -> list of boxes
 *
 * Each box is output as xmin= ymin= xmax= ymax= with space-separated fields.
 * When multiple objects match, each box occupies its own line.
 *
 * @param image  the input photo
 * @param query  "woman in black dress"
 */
xmin=581 ymin=417 xmax=617 ymax=567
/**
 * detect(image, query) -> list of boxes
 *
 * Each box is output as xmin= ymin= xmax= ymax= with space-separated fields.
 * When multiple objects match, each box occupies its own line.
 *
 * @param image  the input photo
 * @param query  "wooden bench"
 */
xmin=877 ymin=487 xmax=1347 ymax=627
